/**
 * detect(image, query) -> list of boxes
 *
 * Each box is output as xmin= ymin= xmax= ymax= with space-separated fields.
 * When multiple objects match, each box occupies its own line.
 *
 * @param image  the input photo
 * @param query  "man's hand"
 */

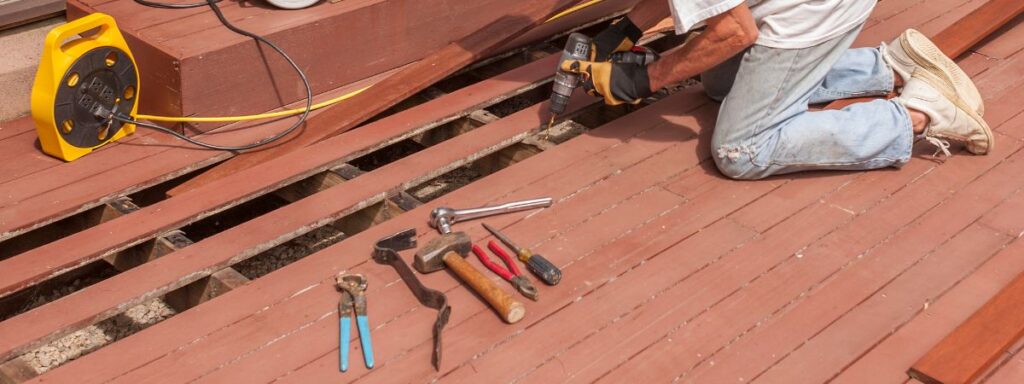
xmin=590 ymin=16 xmax=644 ymax=61
xmin=560 ymin=59 xmax=653 ymax=106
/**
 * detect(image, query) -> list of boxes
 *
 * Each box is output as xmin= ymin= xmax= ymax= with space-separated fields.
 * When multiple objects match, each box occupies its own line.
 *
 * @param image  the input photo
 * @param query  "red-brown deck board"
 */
xmin=4 ymin=0 xmax=1024 ymax=383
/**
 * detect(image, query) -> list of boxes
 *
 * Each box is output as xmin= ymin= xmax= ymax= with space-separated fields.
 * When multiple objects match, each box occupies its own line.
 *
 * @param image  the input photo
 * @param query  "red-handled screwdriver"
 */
xmin=481 ymin=223 xmax=562 ymax=285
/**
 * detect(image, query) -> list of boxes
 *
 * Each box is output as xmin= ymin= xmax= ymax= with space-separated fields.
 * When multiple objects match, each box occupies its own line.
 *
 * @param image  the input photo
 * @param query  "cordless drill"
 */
xmin=548 ymin=33 xmax=592 ymax=128
xmin=548 ymin=34 xmax=659 ymax=130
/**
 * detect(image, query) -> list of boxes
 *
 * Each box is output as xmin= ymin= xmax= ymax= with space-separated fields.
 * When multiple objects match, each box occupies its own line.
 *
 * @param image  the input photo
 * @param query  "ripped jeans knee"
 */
xmin=713 ymin=143 xmax=760 ymax=180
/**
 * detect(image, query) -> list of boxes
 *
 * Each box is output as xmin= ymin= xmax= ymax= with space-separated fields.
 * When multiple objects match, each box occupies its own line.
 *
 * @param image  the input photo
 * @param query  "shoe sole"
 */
xmin=915 ymin=70 xmax=994 ymax=155
xmin=901 ymin=29 xmax=986 ymax=116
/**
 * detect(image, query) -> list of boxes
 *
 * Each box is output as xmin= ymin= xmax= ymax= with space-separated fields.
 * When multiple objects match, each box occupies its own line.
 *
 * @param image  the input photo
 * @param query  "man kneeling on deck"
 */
xmin=563 ymin=0 xmax=991 ymax=180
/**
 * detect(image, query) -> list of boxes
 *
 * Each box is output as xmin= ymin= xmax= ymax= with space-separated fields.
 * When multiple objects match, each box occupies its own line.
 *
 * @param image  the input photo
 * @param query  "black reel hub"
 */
xmin=54 ymin=47 xmax=138 ymax=148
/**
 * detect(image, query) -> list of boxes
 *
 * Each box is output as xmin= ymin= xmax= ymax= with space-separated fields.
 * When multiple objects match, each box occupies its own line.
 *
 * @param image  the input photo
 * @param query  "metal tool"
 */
xmin=482 ymin=223 xmax=562 ymax=286
xmin=473 ymin=242 xmax=539 ymax=301
xmin=337 ymin=274 xmax=374 ymax=372
xmin=547 ymin=35 xmax=659 ymax=133
xmin=415 ymin=232 xmax=526 ymax=324
xmin=429 ymin=198 xmax=553 ymax=234
xmin=548 ymin=33 xmax=592 ymax=130
xmin=416 ymin=198 xmax=552 ymax=323
xmin=373 ymin=229 xmax=449 ymax=371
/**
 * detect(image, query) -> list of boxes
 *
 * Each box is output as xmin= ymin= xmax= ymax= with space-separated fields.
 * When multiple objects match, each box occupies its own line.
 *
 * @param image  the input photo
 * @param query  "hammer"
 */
xmin=415 ymin=198 xmax=552 ymax=323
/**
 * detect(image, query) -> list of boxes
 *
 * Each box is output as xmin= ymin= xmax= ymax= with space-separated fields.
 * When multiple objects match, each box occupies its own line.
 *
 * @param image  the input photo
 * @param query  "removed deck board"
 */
xmin=909 ymin=271 xmax=1024 ymax=384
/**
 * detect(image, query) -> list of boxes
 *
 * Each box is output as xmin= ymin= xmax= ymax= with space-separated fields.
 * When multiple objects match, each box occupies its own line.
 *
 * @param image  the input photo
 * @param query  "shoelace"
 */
xmin=924 ymin=135 xmax=953 ymax=157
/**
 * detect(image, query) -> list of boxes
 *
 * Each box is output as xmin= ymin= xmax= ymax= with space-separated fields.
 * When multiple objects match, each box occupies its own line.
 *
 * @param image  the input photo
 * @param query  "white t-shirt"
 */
xmin=668 ymin=0 xmax=875 ymax=49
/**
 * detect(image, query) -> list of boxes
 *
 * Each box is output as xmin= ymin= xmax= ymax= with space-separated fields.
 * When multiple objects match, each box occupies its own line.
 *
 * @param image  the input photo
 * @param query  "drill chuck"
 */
xmin=550 ymin=33 xmax=593 ymax=116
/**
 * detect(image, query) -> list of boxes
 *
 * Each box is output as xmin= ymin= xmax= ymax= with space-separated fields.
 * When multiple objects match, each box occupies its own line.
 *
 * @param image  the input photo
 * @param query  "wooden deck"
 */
xmin=2 ymin=0 xmax=1024 ymax=383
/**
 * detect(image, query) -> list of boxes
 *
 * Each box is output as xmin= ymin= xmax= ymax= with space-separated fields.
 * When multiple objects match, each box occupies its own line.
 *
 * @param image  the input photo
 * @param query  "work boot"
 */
xmin=882 ymin=28 xmax=984 ymax=116
xmin=897 ymin=69 xmax=993 ymax=156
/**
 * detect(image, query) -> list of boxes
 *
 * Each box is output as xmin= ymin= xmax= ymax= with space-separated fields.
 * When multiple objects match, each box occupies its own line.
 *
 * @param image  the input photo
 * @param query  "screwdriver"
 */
xmin=481 ymin=223 xmax=562 ymax=285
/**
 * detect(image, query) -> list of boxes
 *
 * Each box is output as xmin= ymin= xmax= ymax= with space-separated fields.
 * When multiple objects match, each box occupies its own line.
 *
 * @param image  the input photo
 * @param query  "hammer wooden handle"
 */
xmin=442 ymin=251 xmax=525 ymax=324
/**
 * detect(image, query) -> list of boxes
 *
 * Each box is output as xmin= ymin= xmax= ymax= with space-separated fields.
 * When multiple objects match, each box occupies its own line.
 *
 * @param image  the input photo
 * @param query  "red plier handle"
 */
xmin=472 ymin=243 xmax=515 ymax=281
xmin=488 ymin=241 xmax=523 ymax=276
xmin=473 ymin=242 xmax=539 ymax=301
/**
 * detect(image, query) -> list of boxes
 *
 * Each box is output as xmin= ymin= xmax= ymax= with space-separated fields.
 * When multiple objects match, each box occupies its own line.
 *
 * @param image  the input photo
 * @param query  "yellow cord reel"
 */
xmin=31 ymin=13 xmax=139 ymax=162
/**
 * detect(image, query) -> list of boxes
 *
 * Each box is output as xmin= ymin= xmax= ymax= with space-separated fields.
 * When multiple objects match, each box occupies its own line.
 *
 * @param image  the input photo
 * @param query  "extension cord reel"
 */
xmin=266 ymin=0 xmax=321 ymax=9
xmin=30 ymin=13 xmax=139 ymax=162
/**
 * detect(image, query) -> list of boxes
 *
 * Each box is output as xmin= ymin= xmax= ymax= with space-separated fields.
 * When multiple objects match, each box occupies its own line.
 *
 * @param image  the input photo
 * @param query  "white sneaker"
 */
xmin=883 ymin=28 xmax=985 ymax=116
xmin=897 ymin=70 xmax=993 ymax=156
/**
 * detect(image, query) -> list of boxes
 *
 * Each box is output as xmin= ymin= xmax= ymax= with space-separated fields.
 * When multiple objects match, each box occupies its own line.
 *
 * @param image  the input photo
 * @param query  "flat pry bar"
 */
xmin=373 ymin=229 xmax=450 ymax=371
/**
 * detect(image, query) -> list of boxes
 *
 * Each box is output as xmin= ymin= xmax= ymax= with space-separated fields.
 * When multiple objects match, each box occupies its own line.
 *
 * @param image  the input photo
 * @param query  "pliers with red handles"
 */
xmin=472 ymin=241 xmax=539 ymax=301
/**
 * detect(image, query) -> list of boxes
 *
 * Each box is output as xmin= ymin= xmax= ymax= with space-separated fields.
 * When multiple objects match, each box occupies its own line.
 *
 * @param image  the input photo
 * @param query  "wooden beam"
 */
xmin=317 ymin=164 xmax=423 ymax=236
xmin=164 ymin=268 xmax=250 ymax=313
xmin=272 ymin=171 xmax=347 ymax=203
xmin=166 ymin=1 xmax=584 ymax=196
xmin=274 ymin=164 xmax=424 ymax=236
xmin=90 ymin=197 xmax=252 ymax=313
xmin=909 ymin=272 xmax=1024 ymax=384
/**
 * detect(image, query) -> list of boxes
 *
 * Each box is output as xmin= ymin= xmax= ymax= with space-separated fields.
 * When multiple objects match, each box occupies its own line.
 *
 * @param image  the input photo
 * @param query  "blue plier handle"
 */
xmin=338 ymin=274 xmax=374 ymax=372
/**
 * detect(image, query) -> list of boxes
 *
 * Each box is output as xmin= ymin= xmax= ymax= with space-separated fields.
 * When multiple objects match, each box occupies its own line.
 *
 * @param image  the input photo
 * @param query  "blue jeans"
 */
xmin=702 ymin=24 xmax=914 ymax=180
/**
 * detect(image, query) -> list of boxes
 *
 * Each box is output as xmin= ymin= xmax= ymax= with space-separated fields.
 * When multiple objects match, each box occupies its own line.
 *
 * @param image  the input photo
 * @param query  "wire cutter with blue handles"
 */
xmin=337 ymin=273 xmax=374 ymax=372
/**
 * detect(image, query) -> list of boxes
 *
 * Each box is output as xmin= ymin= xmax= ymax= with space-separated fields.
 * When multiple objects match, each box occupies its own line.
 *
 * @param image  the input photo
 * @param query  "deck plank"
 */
xmin=179 ymin=106 xmax=739 ymax=384
xmin=568 ymin=132 xmax=1021 ymax=384
xmin=28 ymin=87 xmax=708 ymax=383
xmin=985 ymin=347 xmax=1024 ymax=384
xmin=909 ymin=244 xmax=1024 ymax=384
xmin=833 ymin=238 xmax=1024 ymax=384
xmin=9 ymin=1 xmax=1024 ymax=383
xmin=0 ymin=83 xmax=600 ymax=364
xmin=659 ymin=53 xmax=1024 ymax=384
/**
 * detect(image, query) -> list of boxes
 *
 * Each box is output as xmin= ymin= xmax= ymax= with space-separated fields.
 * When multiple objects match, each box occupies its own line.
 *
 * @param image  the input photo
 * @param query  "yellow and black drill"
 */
xmin=548 ymin=33 xmax=659 ymax=130
xmin=548 ymin=33 xmax=593 ymax=130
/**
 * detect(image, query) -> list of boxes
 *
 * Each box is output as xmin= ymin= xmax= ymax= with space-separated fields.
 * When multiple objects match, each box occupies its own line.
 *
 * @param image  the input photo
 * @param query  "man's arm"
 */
xmin=647 ymin=2 xmax=758 ymax=90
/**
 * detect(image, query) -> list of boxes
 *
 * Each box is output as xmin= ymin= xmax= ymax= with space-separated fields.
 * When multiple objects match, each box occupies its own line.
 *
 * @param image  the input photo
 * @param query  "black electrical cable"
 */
xmin=121 ymin=0 xmax=314 ymax=152
xmin=133 ymin=0 xmax=221 ymax=9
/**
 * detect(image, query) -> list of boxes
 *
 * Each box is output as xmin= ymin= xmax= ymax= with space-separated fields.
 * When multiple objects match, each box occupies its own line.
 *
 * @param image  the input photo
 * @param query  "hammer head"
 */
xmin=414 ymin=232 xmax=471 ymax=273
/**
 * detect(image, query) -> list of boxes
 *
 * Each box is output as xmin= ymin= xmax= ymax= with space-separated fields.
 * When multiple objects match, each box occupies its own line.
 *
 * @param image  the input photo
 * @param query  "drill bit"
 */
xmin=545 ymin=114 xmax=556 ymax=140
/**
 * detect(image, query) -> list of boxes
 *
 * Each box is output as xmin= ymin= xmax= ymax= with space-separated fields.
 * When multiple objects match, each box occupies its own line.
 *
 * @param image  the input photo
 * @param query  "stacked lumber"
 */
xmin=64 ymin=0 xmax=636 ymax=125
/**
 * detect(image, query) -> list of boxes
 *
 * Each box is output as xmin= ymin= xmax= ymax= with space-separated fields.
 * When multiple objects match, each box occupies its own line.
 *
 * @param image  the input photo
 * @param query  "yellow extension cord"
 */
xmin=135 ymin=0 xmax=605 ymax=123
